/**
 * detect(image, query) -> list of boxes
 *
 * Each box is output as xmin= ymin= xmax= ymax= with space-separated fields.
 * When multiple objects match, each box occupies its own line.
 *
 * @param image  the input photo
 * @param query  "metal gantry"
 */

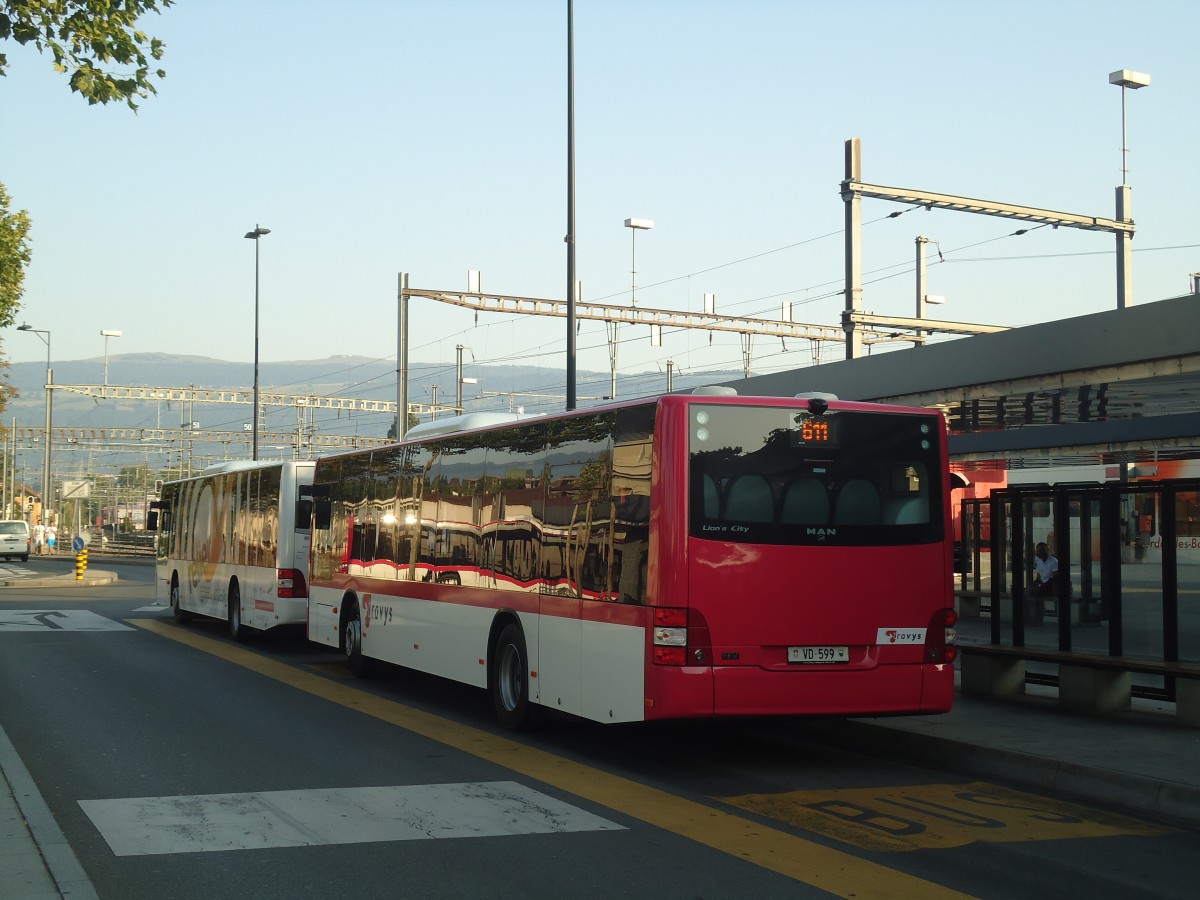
xmin=9 ymin=426 xmax=393 ymax=449
xmin=400 ymin=284 xmax=923 ymax=388
xmin=52 ymin=383 xmax=409 ymax=413
xmin=840 ymin=136 xmax=1135 ymax=358
xmin=403 ymin=286 xmax=882 ymax=345
xmin=4 ymin=385 xmax=425 ymax=489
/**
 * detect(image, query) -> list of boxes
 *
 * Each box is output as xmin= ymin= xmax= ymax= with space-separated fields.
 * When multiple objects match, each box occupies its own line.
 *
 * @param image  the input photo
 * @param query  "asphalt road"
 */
xmin=1 ymin=564 xmax=1196 ymax=899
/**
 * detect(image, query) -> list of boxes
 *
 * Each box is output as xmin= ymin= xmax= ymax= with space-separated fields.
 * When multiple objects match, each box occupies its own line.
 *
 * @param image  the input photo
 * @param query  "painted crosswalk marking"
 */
xmin=0 ymin=610 xmax=133 ymax=632
xmin=80 ymin=781 xmax=624 ymax=856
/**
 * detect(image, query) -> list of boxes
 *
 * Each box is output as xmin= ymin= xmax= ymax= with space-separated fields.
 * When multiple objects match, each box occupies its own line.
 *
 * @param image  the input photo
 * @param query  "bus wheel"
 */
xmin=491 ymin=622 xmax=532 ymax=730
xmin=228 ymin=582 xmax=249 ymax=643
xmin=171 ymin=576 xmax=192 ymax=624
xmin=343 ymin=602 xmax=371 ymax=678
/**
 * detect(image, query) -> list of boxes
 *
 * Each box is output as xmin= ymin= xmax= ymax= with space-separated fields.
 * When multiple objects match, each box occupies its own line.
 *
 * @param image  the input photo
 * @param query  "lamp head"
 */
xmin=244 ymin=226 xmax=272 ymax=239
xmin=1109 ymin=69 xmax=1151 ymax=89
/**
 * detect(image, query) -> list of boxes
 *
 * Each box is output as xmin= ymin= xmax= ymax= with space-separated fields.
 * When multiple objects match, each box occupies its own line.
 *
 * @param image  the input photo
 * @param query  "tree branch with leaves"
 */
xmin=0 ymin=0 xmax=174 ymax=109
xmin=0 ymin=182 xmax=31 ymax=330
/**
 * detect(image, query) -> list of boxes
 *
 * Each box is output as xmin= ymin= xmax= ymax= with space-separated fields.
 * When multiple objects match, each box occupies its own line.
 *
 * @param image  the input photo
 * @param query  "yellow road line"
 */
xmin=132 ymin=619 xmax=974 ymax=899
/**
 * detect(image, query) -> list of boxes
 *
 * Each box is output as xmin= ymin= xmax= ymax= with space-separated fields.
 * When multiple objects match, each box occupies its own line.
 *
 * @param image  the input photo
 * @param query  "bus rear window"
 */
xmin=689 ymin=404 xmax=943 ymax=546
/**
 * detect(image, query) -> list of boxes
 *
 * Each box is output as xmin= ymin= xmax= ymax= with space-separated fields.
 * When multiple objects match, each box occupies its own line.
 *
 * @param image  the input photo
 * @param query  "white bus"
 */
xmin=152 ymin=460 xmax=315 ymax=640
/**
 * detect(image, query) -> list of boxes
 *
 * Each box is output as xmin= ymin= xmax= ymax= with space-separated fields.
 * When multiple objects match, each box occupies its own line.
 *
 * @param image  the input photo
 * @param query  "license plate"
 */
xmin=788 ymin=645 xmax=849 ymax=664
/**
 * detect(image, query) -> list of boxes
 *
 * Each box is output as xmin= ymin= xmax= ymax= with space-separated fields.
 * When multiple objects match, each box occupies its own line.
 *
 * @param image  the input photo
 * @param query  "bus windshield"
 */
xmin=689 ymin=404 xmax=943 ymax=546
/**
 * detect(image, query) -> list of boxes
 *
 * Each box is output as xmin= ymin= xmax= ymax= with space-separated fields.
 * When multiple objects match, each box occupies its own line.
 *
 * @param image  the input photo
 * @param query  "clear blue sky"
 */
xmin=3 ymin=0 xmax=1197 ymax=403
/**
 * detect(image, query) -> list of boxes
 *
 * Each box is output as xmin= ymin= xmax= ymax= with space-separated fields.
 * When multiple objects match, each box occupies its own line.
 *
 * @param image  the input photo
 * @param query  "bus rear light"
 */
xmin=653 ymin=625 xmax=687 ymax=647
xmin=652 ymin=607 xmax=711 ymax=667
xmin=924 ymin=607 xmax=958 ymax=663
xmin=653 ymin=608 xmax=687 ymax=628
xmin=278 ymin=568 xmax=307 ymax=599
xmin=654 ymin=645 xmax=688 ymax=666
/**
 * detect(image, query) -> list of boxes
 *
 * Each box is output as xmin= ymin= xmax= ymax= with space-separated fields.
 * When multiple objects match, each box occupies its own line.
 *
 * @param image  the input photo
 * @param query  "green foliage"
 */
xmin=0 ymin=0 xmax=174 ymax=110
xmin=0 ymin=181 xmax=31 ymax=416
xmin=0 ymin=181 xmax=30 ymax=330
xmin=115 ymin=463 xmax=155 ymax=487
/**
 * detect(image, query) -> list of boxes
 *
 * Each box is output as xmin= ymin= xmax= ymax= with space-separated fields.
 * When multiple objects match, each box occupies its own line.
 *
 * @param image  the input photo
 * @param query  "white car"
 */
xmin=0 ymin=520 xmax=31 ymax=562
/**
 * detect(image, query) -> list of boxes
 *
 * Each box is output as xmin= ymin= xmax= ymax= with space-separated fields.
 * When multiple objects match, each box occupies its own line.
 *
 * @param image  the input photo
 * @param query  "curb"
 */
xmin=0 ymin=723 xmax=99 ymax=900
xmin=0 ymin=571 xmax=120 ymax=589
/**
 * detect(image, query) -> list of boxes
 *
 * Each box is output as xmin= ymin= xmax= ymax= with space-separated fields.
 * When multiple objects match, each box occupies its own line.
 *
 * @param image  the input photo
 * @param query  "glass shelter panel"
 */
xmin=1068 ymin=496 xmax=1110 ymax=656
xmin=1019 ymin=492 xmax=1059 ymax=673
xmin=1120 ymin=488 xmax=1166 ymax=665
xmin=996 ymin=498 xmax=1014 ymax=646
xmin=1179 ymin=490 xmax=1200 ymax=664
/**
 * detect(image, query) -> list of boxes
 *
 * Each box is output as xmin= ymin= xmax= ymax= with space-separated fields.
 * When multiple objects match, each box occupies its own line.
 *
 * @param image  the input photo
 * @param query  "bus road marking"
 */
xmin=79 ymin=781 xmax=622 ymax=856
xmin=132 ymin=619 xmax=973 ymax=899
xmin=0 ymin=610 xmax=133 ymax=632
xmin=720 ymin=782 xmax=1169 ymax=853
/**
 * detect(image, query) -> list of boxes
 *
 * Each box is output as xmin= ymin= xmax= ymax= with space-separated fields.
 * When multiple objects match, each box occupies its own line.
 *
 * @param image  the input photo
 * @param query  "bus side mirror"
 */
xmin=146 ymin=510 xmax=159 ymax=532
xmin=294 ymin=499 xmax=312 ymax=528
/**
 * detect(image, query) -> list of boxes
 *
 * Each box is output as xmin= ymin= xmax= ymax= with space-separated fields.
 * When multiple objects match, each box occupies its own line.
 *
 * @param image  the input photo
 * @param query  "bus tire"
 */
xmin=171 ymin=575 xmax=192 ymax=624
xmin=343 ymin=600 xmax=371 ymax=678
xmin=491 ymin=622 xmax=532 ymax=730
xmin=228 ymin=581 xmax=249 ymax=643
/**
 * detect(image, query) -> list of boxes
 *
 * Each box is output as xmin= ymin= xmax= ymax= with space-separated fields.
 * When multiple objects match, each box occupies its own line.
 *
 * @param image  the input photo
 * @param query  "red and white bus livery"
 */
xmin=306 ymin=390 xmax=957 ymax=728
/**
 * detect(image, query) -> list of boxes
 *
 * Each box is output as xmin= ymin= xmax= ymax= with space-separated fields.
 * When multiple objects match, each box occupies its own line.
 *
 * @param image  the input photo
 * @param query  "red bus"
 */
xmin=306 ymin=390 xmax=956 ymax=728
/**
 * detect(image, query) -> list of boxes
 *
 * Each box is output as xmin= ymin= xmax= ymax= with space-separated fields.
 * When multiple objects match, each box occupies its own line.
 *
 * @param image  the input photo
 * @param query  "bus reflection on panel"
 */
xmin=306 ymin=391 xmax=957 ymax=729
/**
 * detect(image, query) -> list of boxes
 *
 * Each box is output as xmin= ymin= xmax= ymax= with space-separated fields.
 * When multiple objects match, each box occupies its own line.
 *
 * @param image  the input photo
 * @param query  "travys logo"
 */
xmin=877 ymin=627 xmax=927 ymax=644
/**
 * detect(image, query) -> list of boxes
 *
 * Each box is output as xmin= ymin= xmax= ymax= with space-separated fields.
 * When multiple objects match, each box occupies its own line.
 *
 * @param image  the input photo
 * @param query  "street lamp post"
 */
xmin=100 ymin=329 xmax=122 ymax=386
xmin=914 ymin=235 xmax=944 ymax=344
xmin=1108 ymin=69 xmax=1150 ymax=309
xmin=17 ymin=324 xmax=52 ymax=523
xmin=1109 ymin=68 xmax=1151 ymax=186
xmin=244 ymin=225 xmax=271 ymax=460
xmin=623 ymin=217 xmax=654 ymax=307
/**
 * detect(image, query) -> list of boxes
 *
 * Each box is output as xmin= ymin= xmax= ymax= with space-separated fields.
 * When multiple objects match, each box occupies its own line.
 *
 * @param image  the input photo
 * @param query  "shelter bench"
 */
xmin=960 ymin=643 xmax=1200 ymax=727
xmin=954 ymin=589 xmax=989 ymax=617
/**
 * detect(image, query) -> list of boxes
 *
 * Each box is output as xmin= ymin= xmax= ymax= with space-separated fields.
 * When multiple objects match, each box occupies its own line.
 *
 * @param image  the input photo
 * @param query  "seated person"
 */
xmin=1031 ymin=542 xmax=1058 ymax=596
xmin=1025 ymin=541 xmax=1059 ymax=625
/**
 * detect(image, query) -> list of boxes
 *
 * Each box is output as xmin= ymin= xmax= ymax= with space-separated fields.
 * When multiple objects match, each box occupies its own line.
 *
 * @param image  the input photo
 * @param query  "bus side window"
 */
xmin=295 ymin=499 xmax=312 ymax=530
xmin=313 ymin=498 xmax=331 ymax=531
